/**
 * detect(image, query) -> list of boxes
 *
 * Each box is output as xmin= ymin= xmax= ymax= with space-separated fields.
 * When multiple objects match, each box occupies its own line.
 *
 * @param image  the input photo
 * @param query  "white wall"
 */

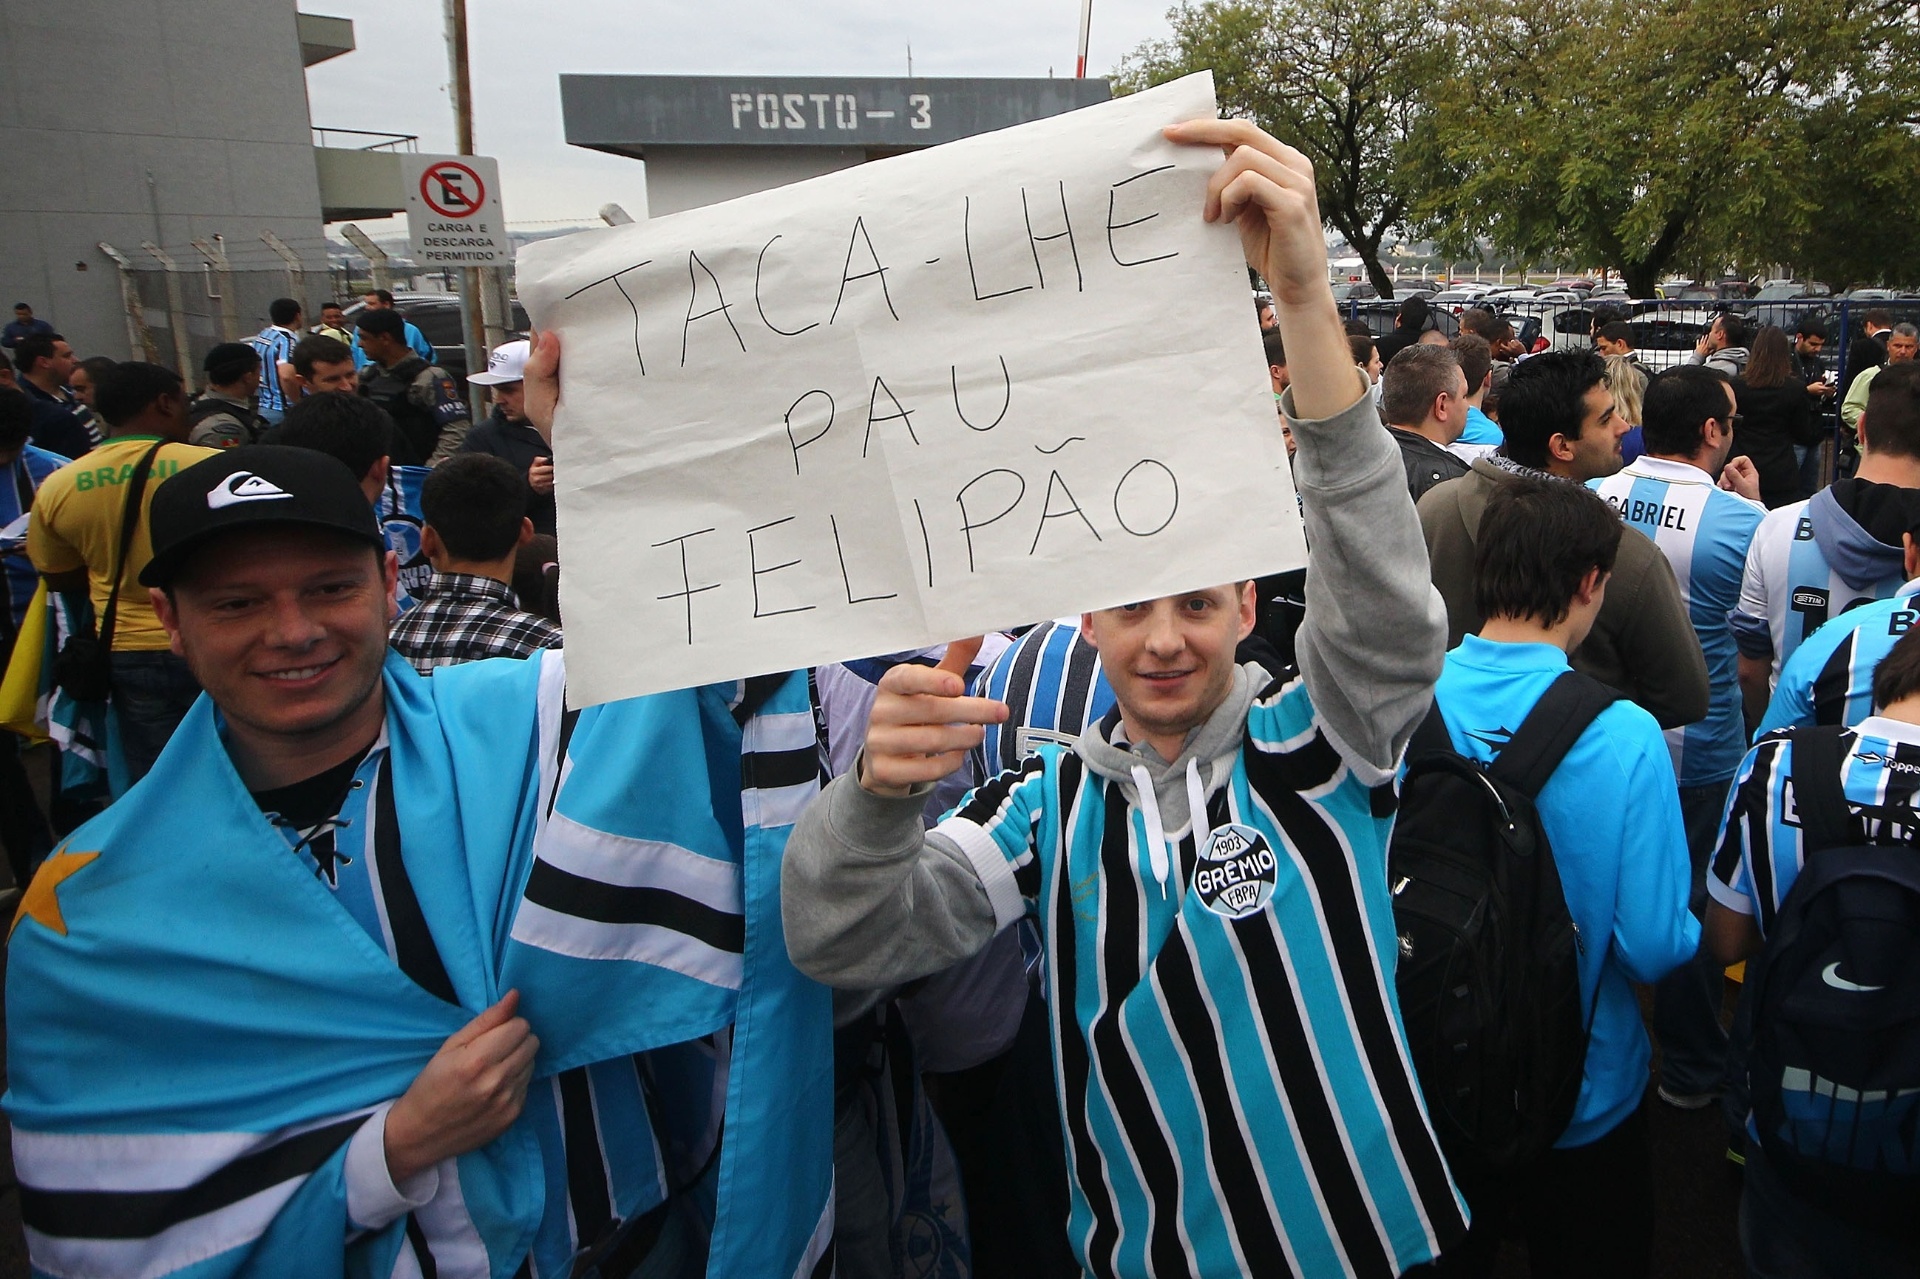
xmin=642 ymin=145 xmax=867 ymax=218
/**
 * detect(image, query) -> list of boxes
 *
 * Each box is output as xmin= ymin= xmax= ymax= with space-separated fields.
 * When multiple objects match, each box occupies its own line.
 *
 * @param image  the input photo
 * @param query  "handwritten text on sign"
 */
xmin=517 ymin=72 xmax=1303 ymax=705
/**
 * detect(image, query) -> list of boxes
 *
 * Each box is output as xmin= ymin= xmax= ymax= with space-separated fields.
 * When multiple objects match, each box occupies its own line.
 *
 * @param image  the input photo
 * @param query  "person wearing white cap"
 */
xmin=461 ymin=339 xmax=555 ymax=535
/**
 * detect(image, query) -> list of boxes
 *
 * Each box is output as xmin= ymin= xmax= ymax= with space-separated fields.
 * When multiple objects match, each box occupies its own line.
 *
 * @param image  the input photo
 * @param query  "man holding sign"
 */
xmin=782 ymin=119 xmax=1468 ymax=1278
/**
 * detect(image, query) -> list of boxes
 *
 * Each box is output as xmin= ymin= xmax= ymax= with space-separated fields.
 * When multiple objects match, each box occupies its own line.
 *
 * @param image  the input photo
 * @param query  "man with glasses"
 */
xmin=1842 ymin=321 xmax=1919 ymax=435
xmin=1590 ymin=365 xmax=1764 ymax=1114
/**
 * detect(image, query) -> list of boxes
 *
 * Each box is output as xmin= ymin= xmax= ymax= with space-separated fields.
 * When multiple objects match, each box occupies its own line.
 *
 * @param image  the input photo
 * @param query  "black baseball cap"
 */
xmin=140 ymin=445 xmax=386 ymax=587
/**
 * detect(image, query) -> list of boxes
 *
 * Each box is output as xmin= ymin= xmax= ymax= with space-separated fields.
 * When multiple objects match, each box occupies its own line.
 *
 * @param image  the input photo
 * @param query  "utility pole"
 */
xmin=443 ymin=0 xmax=492 ymax=399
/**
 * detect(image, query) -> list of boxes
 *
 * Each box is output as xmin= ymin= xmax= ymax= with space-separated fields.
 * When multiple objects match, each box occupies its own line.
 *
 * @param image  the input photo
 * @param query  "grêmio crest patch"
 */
xmin=1193 ymin=823 xmax=1278 ymax=919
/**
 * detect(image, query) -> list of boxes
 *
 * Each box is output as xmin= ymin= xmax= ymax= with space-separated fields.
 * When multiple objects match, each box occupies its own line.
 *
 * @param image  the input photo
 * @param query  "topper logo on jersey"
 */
xmin=207 ymin=472 xmax=292 ymax=509
xmin=1193 ymin=823 xmax=1278 ymax=919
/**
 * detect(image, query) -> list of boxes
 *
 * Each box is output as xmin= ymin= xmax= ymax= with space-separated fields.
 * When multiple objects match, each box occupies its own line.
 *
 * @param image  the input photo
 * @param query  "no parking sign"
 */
xmin=402 ymin=154 xmax=513 ymax=267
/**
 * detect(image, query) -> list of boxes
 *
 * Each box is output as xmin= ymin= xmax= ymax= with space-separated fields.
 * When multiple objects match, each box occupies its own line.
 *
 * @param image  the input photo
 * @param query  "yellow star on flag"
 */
xmin=10 ymin=849 xmax=100 ymax=939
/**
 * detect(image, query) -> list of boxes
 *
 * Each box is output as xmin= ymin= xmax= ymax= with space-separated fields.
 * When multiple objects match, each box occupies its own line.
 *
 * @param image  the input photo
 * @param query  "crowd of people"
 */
xmin=0 ymin=117 xmax=1916 ymax=1279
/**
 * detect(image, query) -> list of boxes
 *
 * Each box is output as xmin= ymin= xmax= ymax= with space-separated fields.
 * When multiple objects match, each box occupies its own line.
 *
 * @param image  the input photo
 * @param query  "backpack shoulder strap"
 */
xmin=1488 ymin=670 xmax=1623 ymax=798
xmin=96 ymin=439 xmax=167 ymax=652
xmin=1787 ymin=725 xmax=1854 ymax=854
xmin=1407 ymin=699 xmax=1454 ymax=760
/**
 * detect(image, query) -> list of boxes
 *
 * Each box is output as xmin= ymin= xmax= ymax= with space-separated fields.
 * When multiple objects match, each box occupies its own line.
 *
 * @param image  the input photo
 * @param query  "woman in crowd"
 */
xmin=1604 ymin=352 xmax=1649 ymax=465
xmin=1350 ymin=332 xmax=1382 ymax=385
xmin=1350 ymin=332 xmax=1385 ymax=408
xmin=1736 ymin=325 xmax=1820 ymax=508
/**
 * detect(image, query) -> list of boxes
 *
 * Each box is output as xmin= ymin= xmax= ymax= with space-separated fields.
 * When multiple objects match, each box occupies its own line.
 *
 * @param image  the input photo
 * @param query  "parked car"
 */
xmin=1344 ymin=301 xmax=1461 ymax=340
xmin=1431 ymin=288 xmax=1491 ymax=315
xmin=1752 ymin=280 xmax=1831 ymax=302
xmin=342 ymin=292 xmax=531 ymax=383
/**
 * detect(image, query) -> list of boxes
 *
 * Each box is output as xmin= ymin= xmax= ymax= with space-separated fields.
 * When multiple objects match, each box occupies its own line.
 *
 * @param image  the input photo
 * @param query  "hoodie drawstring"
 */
xmin=1131 ymin=758 xmax=1214 ymax=899
xmin=1131 ymin=763 xmax=1170 ymax=896
xmin=1185 ymin=758 xmax=1210 ymax=853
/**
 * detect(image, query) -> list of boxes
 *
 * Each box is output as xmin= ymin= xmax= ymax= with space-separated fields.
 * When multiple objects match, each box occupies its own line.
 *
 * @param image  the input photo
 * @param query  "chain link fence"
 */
xmin=102 ymin=259 xmax=365 ymax=389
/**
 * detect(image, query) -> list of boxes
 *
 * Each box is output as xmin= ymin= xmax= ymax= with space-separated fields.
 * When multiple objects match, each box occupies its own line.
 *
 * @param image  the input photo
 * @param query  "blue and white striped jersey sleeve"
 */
xmin=930 ymin=753 xmax=1052 ymax=930
xmin=1759 ymin=593 xmax=1920 ymax=735
xmin=1731 ymin=512 xmax=1784 ymax=663
xmin=1758 ymin=640 xmax=1825 ymax=734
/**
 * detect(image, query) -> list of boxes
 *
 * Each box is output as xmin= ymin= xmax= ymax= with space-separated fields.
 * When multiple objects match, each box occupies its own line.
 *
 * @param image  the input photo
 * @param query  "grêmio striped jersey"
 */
xmin=970 ymin=617 xmax=1115 ymax=781
xmin=1757 ymin=578 xmax=1920 ymax=734
xmin=1591 ymin=457 xmax=1765 ymax=785
xmin=934 ymin=669 xmax=1468 ymax=1278
xmin=1710 ymin=717 xmax=1920 ymax=934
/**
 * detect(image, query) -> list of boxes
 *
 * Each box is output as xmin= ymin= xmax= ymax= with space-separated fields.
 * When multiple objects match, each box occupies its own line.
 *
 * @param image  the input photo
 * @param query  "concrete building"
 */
xmin=560 ymin=75 xmax=1112 ymax=218
xmin=0 ymin=1 xmax=400 ymax=372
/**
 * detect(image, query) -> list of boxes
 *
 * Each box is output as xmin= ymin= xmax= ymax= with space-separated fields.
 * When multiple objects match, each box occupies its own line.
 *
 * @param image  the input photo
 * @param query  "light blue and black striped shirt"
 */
xmin=1711 ymin=717 xmax=1920 ymax=935
xmin=935 ymin=669 xmax=1467 ymax=1278
xmin=970 ymin=617 xmax=1115 ymax=782
xmin=250 ymin=324 xmax=299 ymax=415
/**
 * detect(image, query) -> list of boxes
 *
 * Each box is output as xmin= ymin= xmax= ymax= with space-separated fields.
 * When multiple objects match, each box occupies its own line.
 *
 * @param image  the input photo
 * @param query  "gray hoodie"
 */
xmin=782 ymin=374 xmax=1448 ymax=989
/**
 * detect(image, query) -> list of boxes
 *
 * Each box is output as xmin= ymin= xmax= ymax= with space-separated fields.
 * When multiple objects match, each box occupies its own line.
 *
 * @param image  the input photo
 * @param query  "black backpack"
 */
xmin=1742 ymin=726 xmax=1920 ymax=1226
xmin=1389 ymin=671 xmax=1618 ymax=1171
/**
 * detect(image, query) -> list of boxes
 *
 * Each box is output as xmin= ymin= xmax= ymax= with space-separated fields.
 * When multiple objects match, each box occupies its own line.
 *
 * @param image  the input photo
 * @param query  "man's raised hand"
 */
xmin=1160 ymin=118 xmax=1329 ymax=312
xmin=384 ymin=990 xmax=539 ymax=1184
xmin=1162 ymin=117 xmax=1356 ymax=422
xmin=858 ymin=637 xmax=1009 ymax=798
xmin=523 ymin=330 xmax=561 ymax=444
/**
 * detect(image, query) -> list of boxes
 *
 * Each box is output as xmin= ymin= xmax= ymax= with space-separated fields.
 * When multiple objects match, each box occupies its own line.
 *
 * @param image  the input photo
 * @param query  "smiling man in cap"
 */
xmin=3 ymin=444 xmax=838 ymax=1275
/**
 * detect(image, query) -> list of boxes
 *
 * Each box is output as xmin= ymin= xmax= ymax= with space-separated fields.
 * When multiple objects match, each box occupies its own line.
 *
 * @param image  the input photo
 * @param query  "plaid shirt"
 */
xmin=388 ymin=572 xmax=562 ymax=674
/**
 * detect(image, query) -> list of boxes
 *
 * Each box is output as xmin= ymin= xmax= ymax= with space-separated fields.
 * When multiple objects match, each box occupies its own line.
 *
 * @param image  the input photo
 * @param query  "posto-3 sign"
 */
xmin=402 ymin=154 xmax=513 ymax=268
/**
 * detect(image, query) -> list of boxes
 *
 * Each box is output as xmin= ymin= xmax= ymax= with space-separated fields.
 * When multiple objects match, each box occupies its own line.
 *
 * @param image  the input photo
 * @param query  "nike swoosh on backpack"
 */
xmin=1820 ymin=961 xmax=1885 ymax=993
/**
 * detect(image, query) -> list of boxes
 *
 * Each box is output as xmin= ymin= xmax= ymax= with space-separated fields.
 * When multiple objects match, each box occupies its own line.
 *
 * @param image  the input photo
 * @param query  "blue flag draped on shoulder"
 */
xmin=4 ymin=649 xmax=834 ymax=1278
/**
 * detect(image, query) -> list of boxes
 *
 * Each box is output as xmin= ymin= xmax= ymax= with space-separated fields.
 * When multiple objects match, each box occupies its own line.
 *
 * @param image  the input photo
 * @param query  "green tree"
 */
xmin=1774 ymin=68 xmax=1920 ymax=288
xmin=1115 ymin=0 xmax=1445 ymax=299
xmin=1410 ymin=0 xmax=1920 ymax=297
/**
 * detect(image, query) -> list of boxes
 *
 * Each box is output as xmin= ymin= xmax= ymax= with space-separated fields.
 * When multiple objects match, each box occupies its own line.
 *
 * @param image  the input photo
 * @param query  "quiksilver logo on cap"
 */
xmin=207 ymin=472 xmax=293 ymax=510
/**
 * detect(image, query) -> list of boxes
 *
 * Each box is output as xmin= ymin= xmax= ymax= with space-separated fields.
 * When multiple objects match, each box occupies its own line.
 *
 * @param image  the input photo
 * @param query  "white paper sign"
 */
xmin=517 ymin=71 xmax=1303 ymax=706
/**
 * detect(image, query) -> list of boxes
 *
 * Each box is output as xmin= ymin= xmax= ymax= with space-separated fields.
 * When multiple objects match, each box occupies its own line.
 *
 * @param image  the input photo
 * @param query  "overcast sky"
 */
xmin=304 ymin=0 xmax=1174 ymax=234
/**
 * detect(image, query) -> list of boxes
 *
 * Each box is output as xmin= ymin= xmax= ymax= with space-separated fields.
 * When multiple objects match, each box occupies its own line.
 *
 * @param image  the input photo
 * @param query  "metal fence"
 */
xmin=94 ymin=243 xmax=380 ymax=389
xmin=1344 ymin=295 xmax=1920 ymax=448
